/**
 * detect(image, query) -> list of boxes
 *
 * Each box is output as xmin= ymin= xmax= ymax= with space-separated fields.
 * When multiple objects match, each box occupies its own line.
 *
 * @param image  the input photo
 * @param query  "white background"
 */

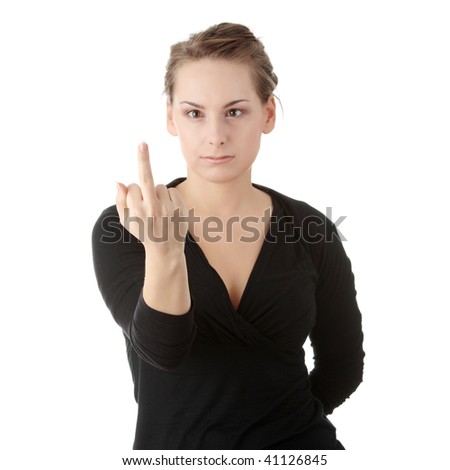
xmin=1 ymin=0 xmax=449 ymax=468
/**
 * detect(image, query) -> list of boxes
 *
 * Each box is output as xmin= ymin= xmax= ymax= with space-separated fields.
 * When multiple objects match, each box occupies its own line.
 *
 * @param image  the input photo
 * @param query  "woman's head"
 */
xmin=165 ymin=24 xmax=277 ymax=185
xmin=164 ymin=23 xmax=278 ymax=104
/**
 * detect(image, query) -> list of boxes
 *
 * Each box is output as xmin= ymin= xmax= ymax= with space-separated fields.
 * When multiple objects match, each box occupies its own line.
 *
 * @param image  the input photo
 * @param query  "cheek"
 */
xmin=176 ymin=120 xmax=200 ymax=138
xmin=177 ymin=126 xmax=195 ymax=143
xmin=239 ymin=123 xmax=263 ymax=144
xmin=177 ymin=129 xmax=200 ymax=156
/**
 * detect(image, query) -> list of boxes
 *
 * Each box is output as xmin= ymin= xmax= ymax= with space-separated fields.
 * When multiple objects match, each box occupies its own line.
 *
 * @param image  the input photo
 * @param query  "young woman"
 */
xmin=92 ymin=22 xmax=364 ymax=450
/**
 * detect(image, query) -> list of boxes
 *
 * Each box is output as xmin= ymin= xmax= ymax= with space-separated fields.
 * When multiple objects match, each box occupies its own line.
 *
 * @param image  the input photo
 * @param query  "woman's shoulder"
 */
xmin=253 ymin=183 xmax=343 ymax=250
xmin=95 ymin=203 xmax=119 ymax=220
xmin=253 ymin=183 xmax=331 ymax=224
xmin=92 ymin=204 xmax=120 ymax=237
xmin=91 ymin=203 xmax=139 ymax=249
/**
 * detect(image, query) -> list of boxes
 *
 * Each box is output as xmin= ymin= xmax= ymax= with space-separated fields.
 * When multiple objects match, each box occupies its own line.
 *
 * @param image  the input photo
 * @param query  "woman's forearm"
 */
xmin=142 ymin=251 xmax=192 ymax=315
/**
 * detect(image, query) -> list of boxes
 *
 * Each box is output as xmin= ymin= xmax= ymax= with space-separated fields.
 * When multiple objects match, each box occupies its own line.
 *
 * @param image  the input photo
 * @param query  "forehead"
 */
xmin=173 ymin=59 xmax=257 ymax=102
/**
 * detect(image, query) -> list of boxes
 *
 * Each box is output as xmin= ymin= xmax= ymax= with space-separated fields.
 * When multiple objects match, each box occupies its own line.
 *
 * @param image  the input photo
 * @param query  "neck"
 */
xmin=177 ymin=169 xmax=259 ymax=217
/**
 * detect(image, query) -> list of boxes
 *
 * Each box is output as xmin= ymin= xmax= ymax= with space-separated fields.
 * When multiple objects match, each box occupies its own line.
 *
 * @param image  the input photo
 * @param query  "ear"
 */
xmin=166 ymin=99 xmax=178 ymax=136
xmin=262 ymin=95 xmax=276 ymax=134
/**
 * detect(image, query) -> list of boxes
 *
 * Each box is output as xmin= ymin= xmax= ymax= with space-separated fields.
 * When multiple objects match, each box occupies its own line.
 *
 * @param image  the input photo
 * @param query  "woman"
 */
xmin=91 ymin=22 xmax=364 ymax=450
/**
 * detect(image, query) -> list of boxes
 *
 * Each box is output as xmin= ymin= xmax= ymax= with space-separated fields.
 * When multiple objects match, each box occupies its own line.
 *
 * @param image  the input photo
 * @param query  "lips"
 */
xmin=201 ymin=155 xmax=235 ymax=164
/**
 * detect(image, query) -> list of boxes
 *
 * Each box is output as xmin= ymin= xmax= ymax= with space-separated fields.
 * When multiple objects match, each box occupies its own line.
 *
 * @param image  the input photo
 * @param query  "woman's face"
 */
xmin=167 ymin=59 xmax=276 ymax=184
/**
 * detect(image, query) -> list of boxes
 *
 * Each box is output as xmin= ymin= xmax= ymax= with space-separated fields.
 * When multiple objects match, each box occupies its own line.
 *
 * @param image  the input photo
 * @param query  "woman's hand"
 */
xmin=116 ymin=142 xmax=188 ymax=257
xmin=116 ymin=142 xmax=191 ymax=315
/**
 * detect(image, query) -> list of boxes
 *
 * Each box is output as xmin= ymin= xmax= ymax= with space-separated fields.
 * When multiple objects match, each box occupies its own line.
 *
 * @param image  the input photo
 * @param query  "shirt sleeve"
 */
xmin=91 ymin=204 xmax=197 ymax=370
xmin=305 ymin=213 xmax=365 ymax=415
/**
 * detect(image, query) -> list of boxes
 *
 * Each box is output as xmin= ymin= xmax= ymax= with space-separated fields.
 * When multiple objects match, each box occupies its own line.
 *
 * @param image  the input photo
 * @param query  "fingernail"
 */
xmin=116 ymin=182 xmax=121 ymax=193
xmin=139 ymin=142 xmax=146 ymax=152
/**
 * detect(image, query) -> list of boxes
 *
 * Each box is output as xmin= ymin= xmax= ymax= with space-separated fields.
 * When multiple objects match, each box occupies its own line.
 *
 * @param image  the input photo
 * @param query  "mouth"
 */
xmin=200 ymin=155 xmax=235 ymax=164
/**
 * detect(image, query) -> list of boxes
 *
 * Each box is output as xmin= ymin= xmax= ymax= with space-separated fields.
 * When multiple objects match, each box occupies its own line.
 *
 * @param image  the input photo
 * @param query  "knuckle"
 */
xmin=127 ymin=183 xmax=140 ymax=191
xmin=154 ymin=184 xmax=166 ymax=193
xmin=126 ymin=183 xmax=143 ymax=202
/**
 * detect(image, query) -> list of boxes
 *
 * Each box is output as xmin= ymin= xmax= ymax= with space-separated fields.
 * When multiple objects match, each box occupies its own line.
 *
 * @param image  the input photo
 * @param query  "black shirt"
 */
xmin=91 ymin=177 xmax=364 ymax=449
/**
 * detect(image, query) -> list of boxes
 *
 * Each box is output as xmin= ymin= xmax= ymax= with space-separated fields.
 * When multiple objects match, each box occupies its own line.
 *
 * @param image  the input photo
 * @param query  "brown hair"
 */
xmin=164 ymin=23 xmax=278 ymax=104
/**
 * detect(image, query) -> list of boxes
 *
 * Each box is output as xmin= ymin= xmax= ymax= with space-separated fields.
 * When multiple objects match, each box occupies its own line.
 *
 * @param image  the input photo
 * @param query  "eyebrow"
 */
xmin=179 ymin=99 xmax=250 ymax=109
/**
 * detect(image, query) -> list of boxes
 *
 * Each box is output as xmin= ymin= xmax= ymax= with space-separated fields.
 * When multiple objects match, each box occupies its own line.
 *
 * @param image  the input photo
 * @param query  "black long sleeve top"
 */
xmin=91 ymin=177 xmax=365 ymax=450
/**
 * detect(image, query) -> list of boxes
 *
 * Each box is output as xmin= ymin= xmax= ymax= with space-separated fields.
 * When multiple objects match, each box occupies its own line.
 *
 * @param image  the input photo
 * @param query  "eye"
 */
xmin=186 ymin=109 xmax=202 ymax=119
xmin=227 ymin=109 xmax=243 ymax=118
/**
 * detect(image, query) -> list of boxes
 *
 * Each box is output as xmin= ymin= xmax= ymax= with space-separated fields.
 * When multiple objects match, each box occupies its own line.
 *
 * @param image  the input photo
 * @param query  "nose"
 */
xmin=208 ymin=117 xmax=226 ymax=147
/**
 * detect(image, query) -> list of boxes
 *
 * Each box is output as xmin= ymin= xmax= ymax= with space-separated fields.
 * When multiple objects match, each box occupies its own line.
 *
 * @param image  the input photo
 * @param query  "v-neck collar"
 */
xmin=166 ymin=177 xmax=282 ymax=315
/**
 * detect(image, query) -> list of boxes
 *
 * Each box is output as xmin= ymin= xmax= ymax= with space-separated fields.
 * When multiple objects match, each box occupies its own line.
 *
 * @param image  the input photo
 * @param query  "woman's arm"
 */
xmin=307 ymin=216 xmax=365 ymax=415
xmin=91 ymin=144 xmax=196 ymax=370
xmin=91 ymin=205 xmax=196 ymax=370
